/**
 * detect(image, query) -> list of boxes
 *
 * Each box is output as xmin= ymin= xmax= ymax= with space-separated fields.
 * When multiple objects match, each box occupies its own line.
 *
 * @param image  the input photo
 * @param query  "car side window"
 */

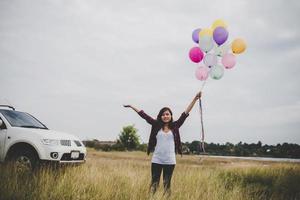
xmin=0 ymin=117 xmax=7 ymax=129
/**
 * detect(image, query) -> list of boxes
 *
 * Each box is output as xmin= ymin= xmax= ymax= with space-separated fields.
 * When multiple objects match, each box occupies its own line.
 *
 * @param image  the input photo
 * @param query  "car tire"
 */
xmin=11 ymin=149 xmax=39 ymax=172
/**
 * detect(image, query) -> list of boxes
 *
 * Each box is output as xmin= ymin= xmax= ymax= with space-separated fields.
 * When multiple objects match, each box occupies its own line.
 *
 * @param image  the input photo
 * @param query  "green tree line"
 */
xmin=183 ymin=141 xmax=300 ymax=158
xmin=83 ymin=125 xmax=300 ymax=159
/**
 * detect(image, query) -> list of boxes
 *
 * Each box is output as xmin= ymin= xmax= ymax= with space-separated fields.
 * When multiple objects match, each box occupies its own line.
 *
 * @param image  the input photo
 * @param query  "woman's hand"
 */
xmin=123 ymin=104 xmax=140 ymax=113
xmin=194 ymin=91 xmax=202 ymax=101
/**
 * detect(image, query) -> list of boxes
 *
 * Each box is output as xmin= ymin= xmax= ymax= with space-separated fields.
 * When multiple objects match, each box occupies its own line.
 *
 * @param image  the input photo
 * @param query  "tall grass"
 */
xmin=0 ymin=150 xmax=299 ymax=200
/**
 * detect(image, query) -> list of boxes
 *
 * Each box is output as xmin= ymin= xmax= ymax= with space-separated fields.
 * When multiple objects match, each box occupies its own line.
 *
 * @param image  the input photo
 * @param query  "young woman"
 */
xmin=123 ymin=91 xmax=202 ymax=196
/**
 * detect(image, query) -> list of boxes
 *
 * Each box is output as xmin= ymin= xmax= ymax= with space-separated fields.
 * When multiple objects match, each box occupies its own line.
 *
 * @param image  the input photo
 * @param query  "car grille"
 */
xmin=60 ymin=140 xmax=71 ymax=146
xmin=61 ymin=153 xmax=85 ymax=161
xmin=74 ymin=140 xmax=82 ymax=147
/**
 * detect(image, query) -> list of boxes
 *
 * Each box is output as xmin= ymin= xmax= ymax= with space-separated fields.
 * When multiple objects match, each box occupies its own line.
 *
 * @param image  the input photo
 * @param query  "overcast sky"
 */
xmin=1 ymin=0 xmax=299 ymax=145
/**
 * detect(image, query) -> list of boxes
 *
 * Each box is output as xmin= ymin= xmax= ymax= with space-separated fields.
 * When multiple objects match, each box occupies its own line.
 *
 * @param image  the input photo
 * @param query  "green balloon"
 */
xmin=210 ymin=65 xmax=224 ymax=80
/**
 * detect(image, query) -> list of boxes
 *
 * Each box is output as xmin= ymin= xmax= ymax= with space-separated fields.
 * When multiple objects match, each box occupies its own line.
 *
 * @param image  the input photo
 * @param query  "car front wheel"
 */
xmin=12 ymin=150 xmax=39 ymax=172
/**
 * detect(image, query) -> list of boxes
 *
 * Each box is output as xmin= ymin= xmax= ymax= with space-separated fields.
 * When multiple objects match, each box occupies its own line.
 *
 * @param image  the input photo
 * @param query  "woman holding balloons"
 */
xmin=123 ymin=91 xmax=202 ymax=196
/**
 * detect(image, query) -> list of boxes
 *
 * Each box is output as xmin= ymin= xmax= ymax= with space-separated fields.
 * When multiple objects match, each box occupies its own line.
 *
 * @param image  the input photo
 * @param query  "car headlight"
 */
xmin=41 ymin=139 xmax=60 ymax=146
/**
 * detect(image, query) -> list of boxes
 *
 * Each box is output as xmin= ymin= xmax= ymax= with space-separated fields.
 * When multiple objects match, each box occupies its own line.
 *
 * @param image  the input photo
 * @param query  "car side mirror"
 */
xmin=0 ymin=119 xmax=3 ymax=127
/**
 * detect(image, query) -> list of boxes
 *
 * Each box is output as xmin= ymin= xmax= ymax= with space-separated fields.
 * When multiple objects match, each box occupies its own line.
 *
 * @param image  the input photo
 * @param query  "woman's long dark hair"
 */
xmin=157 ymin=107 xmax=174 ymax=129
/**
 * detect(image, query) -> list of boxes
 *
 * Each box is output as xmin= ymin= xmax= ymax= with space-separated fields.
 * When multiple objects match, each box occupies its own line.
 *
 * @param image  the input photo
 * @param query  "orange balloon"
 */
xmin=232 ymin=38 xmax=247 ymax=54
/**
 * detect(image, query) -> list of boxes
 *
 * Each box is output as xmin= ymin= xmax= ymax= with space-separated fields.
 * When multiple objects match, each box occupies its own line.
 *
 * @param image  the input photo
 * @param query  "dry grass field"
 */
xmin=1 ymin=149 xmax=299 ymax=200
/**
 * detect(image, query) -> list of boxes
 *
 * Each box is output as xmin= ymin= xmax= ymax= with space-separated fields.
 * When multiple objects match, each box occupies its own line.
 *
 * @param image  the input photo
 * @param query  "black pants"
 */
xmin=150 ymin=163 xmax=175 ymax=195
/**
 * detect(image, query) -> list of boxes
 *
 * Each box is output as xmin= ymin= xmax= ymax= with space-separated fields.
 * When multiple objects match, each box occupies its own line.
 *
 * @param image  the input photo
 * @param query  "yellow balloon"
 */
xmin=199 ymin=28 xmax=213 ymax=37
xmin=212 ymin=19 xmax=227 ymax=30
xmin=232 ymin=38 xmax=247 ymax=54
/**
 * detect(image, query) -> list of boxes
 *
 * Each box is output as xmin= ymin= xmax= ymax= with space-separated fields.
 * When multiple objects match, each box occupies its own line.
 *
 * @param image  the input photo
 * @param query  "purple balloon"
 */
xmin=213 ymin=27 xmax=228 ymax=46
xmin=192 ymin=28 xmax=201 ymax=43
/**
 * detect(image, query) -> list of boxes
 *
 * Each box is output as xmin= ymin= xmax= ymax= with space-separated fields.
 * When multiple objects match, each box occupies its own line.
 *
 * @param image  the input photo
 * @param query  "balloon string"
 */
xmin=200 ymin=79 xmax=207 ymax=91
xmin=199 ymin=98 xmax=205 ymax=153
xmin=199 ymin=79 xmax=207 ymax=153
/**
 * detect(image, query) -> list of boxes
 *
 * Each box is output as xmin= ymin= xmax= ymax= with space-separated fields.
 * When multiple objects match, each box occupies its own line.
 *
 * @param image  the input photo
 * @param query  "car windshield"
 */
xmin=0 ymin=109 xmax=47 ymax=129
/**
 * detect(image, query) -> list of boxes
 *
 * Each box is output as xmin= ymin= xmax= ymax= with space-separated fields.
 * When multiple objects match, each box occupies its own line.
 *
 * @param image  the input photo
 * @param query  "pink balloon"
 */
xmin=195 ymin=66 xmax=209 ymax=81
xmin=189 ymin=47 xmax=204 ymax=63
xmin=221 ymin=53 xmax=236 ymax=69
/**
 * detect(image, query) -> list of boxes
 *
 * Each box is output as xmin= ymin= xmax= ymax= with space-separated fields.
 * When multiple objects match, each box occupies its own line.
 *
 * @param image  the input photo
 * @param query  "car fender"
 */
xmin=5 ymin=139 xmax=42 ymax=160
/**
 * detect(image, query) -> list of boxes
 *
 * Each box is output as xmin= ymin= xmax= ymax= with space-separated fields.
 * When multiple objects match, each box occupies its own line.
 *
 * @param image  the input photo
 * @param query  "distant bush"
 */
xmin=136 ymin=143 xmax=147 ymax=152
xmin=111 ymin=141 xmax=126 ymax=151
xmin=83 ymin=140 xmax=98 ymax=148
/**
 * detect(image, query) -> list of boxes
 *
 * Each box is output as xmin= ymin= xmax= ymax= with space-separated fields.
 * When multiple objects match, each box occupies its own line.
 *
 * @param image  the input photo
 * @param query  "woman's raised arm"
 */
xmin=184 ymin=91 xmax=202 ymax=114
xmin=174 ymin=91 xmax=202 ymax=128
xmin=123 ymin=105 xmax=140 ymax=113
xmin=123 ymin=105 xmax=155 ymax=125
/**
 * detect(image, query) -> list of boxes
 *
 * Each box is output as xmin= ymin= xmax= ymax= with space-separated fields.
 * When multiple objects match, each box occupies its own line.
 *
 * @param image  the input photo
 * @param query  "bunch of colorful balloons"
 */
xmin=189 ymin=19 xmax=247 ymax=81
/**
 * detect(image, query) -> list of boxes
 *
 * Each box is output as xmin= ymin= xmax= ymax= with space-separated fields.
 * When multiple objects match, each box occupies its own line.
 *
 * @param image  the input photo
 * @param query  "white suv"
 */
xmin=0 ymin=105 xmax=87 ymax=170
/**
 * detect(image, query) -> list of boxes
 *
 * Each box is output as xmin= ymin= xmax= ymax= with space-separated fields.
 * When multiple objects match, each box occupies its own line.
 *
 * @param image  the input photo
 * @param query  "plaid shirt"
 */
xmin=138 ymin=110 xmax=189 ymax=156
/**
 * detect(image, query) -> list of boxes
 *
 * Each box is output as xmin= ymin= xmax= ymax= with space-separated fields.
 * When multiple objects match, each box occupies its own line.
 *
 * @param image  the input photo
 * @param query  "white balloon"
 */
xmin=214 ymin=43 xmax=230 ymax=57
xmin=199 ymin=35 xmax=214 ymax=53
xmin=204 ymin=53 xmax=217 ymax=68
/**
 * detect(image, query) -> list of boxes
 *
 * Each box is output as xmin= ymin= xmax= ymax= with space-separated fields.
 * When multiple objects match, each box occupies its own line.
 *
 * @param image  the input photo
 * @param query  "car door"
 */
xmin=0 ymin=116 xmax=8 ymax=161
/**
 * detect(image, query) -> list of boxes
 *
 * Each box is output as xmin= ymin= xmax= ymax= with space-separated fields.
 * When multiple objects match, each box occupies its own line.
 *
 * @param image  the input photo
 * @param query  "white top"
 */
xmin=151 ymin=129 xmax=176 ymax=165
